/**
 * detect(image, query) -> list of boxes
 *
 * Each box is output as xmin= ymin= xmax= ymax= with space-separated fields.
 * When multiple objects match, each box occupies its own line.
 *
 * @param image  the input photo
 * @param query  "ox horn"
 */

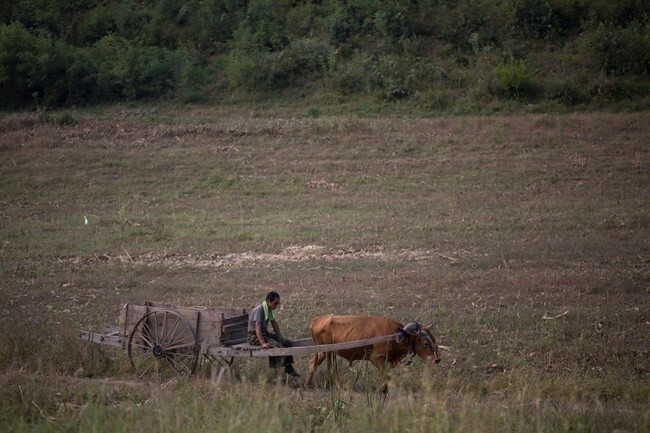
xmin=402 ymin=322 xmax=421 ymax=335
xmin=422 ymin=322 xmax=435 ymax=330
xmin=396 ymin=322 xmax=419 ymax=343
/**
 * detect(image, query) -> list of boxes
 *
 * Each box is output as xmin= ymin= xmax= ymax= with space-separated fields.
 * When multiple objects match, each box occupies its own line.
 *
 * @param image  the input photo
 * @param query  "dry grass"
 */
xmin=0 ymin=107 xmax=648 ymax=432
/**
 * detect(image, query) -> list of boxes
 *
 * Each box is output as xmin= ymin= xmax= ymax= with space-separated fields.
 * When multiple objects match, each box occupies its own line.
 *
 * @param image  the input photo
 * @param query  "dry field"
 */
xmin=0 ymin=107 xmax=648 ymax=432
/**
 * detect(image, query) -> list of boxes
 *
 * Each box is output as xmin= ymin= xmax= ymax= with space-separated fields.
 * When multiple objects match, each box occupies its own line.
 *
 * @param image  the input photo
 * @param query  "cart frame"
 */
xmin=80 ymin=301 xmax=395 ymax=380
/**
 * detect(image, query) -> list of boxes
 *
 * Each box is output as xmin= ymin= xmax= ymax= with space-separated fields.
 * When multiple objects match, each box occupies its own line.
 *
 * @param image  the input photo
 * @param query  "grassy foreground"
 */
xmin=0 ymin=106 xmax=648 ymax=432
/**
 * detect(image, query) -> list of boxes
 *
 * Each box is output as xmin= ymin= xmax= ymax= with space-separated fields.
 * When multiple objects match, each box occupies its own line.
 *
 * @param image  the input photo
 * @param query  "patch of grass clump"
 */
xmin=41 ymin=112 xmax=79 ymax=126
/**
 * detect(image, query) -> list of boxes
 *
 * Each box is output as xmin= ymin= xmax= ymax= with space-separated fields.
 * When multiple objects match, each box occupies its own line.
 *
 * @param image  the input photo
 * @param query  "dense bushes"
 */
xmin=0 ymin=23 xmax=71 ymax=107
xmin=583 ymin=19 xmax=649 ymax=76
xmin=1 ymin=0 xmax=648 ymax=110
xmin=225 ymin=37 xmax=328 ymax=92
xmin=0 ymin=23 xmax=204 ymax=108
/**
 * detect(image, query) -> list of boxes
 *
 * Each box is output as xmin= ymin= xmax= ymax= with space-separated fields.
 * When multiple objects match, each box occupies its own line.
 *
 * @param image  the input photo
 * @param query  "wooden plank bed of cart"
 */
xmin=79 ymin=301 xmax=395 ymax=380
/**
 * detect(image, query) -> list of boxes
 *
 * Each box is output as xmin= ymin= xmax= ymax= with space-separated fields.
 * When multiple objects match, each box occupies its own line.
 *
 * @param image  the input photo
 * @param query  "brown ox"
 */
xmin=304 ymin=315 xmax=441 ymax=393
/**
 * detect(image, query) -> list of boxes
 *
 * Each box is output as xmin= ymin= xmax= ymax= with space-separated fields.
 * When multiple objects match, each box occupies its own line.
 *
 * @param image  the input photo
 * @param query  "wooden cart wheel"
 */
xmin=128 ymin=310 xmax=199 ymax=379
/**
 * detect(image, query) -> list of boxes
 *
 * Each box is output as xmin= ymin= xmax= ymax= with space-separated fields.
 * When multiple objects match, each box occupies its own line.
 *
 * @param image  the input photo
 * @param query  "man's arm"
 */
xmin=255 ymin=322 xmax=271 ymax=348
xmin=271 ymin=319 xmax=281 ymax=336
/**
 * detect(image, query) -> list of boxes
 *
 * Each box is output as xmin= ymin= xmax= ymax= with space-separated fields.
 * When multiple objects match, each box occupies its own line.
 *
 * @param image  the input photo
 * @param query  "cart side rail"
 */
xmin=208 ymin=334 xmax=396 ymax=358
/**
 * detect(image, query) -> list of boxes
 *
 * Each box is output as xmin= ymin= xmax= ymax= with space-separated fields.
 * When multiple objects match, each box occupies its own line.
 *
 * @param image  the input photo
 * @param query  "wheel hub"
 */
xmin=153 ymin=344 xmax=165 ymax=358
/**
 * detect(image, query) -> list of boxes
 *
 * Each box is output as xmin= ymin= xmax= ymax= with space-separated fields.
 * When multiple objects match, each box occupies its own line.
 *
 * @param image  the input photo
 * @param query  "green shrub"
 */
xmin=90 ymin=35 xmax=135 ymax=98
xmin=306 ymin=107 xmax=322 ymax=118
xmin=0 ymin=22 xmax=47 ymax=108
xmin=224 ymin=48 xmax=273 ymax=92
xmin=270 ymin=38 xmax=329 ymax=84
xmin=286 ymin=2 xmax=325 ymax=39
xmin=513 ymin=0 xmax=554 ymax=39
xmin=35 ymin=39 xmax=75 ymax=107
xmin=590 ymin=76 xmax=650 ymax=103
xmin=583 ymin=19 xmax=650 ymax=76
xmin=589 ymin=0 xmax=650 ymax=27
xmin=547 ymin=0 xmax=590 ymax=35
xmin=40 ymin=112 xmax=78 ymax=126
xmin=177 ymin=61 xmax=211 ymax=103
xmin=66 ymin=48 xmax=100 ymax=105
xmin=130 ymin=48 xmax=181 ymax=98
xmin=90 ymin=35 xmax=183 ymax=100
xmin=374 ymin=9 xmax=408 ymax=42
xmin=76 ymin=6 xmax=119 ymax=45
xmin=330 ymin=55 xmax=367 ymax=95
xmin=226 ymin=38 xmax=329 ymax=92
xmin=224 ymin=19 xmax=267 ymax=91
xmin=366 ymin=55 xmax=415 ymax=100
xmin=491 ymin=59 xmax=536 ymax=100
xmin=417 ymin=89 xmax=451 ymax=112
xmin=0 ymin=22 xmax=81 ymax=108
xmin=0 ymin=21 xmax=111 ymax=108
xmin=325 ymin=1 xmax=373 ymax=47
xmin=438 ymin=0 xmax=509 ymax=52
xmin=545 ymin=76 xmax=589 ymax=105
xmin=240 ymin=0 xmax=289 ymax=51
xmin=330 ymin=53 xmax=436 ymax=101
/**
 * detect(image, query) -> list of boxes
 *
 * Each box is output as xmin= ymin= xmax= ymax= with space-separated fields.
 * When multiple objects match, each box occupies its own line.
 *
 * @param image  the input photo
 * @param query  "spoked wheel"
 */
xmin=128 ymin=310 xmax=199 ymax=380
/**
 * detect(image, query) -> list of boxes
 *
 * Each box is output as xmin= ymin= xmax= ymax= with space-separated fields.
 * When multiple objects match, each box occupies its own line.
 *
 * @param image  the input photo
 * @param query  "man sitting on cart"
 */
xmin=247 ymin=291 xmax=301 ymax=378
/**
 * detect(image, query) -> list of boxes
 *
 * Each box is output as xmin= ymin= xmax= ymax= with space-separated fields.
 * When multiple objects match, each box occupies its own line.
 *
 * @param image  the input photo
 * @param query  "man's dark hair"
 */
xmin=266 ymin=291 xmax=280 ymax=302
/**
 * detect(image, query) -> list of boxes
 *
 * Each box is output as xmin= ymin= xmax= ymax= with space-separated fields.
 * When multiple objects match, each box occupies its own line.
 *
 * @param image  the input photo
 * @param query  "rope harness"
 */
xmin=404 ymin=340 xmax=417 ymax=365
xmin=396 ymin=322 xmax=422 ymax=365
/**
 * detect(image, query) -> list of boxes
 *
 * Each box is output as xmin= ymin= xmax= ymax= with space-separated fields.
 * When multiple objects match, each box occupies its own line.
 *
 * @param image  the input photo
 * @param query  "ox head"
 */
xmin=396 ymin=322 xmax=441 ymax=365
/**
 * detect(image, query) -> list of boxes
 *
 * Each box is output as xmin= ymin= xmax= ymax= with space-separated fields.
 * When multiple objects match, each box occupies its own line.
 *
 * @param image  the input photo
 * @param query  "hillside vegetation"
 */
xmin=1 ymin=0 xmax=649 ymax=113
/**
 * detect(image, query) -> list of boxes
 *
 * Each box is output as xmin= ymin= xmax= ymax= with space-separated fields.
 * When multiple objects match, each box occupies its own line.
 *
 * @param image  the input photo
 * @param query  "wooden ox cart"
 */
xmin=79 ymin=301 xmax=396 ymax=380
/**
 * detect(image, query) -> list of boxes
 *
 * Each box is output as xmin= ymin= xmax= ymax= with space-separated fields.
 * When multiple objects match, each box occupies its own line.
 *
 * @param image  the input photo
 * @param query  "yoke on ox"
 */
xmin=305 ymin=315 xmax=441 ymax=393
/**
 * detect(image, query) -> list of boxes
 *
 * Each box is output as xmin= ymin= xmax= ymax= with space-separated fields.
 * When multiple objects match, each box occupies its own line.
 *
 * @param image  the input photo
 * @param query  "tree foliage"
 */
xmin=0 ymin=0 xmax=648 ymax=109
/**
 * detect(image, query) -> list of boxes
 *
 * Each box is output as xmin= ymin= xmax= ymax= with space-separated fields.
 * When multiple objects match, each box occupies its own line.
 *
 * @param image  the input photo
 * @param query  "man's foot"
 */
xmin=284 ymin=365 xmax=300 ymax=378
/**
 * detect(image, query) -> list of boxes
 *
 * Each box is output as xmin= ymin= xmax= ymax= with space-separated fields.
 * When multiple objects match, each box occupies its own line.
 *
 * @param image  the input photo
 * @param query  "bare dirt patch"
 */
xmin=58 ymin=245 xmax=471 ymax=269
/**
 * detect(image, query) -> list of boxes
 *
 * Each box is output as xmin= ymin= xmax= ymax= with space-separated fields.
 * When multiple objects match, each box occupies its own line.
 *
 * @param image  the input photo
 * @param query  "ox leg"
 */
xmin=305 ymin=352 xmax=326 ymax=388
xmin=370 ymin=358 xmax=391 ymax=394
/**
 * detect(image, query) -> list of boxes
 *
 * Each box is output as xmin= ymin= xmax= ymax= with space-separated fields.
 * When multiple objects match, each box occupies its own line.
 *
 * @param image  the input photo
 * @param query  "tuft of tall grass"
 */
xmin=2 ymin=369 xmax=642 ymax=433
